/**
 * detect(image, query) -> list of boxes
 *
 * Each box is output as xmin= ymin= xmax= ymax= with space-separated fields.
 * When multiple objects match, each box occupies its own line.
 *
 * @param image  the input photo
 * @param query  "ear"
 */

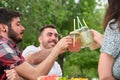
xmin=0 ymin=24 xmax=7 ymax=32
xmin=38 ymin=36 xmax=42 ymax=43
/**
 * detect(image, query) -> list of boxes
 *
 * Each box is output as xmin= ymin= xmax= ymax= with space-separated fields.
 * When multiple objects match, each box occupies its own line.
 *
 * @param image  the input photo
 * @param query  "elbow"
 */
xmin=25 ymin=58 xmax=37 ymax=65
xmin=99 ymin=76 xmax=114 ymax=80
xmin=98 ymin=70 xmax=114 ymax=80
xmin=28 ymin=59 xmax=42 ymax=65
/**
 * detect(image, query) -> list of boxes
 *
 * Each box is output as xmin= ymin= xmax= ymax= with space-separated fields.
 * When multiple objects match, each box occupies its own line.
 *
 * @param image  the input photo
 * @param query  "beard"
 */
xmin=8 ymin=27 xmax=23 ymax=44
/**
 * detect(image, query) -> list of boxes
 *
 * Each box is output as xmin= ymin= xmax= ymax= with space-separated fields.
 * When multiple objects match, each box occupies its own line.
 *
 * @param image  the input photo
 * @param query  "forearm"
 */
xmin=25 ymin=48 xmax=52 ymax=65
xmin=34 ymin=48 xmax=52 ymax=63
xmin=35 ymin=46 xmax=61 ymax=75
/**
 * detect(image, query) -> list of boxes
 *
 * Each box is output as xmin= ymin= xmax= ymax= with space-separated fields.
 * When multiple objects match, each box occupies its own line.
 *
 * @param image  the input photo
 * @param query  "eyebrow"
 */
xmin=47 ymin=32 xmax=58 ymax=35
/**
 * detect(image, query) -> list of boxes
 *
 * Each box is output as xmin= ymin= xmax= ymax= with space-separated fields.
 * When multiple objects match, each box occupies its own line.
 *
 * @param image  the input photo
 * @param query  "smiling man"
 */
xmin=22 ymin=25 xmax=63 ymax=77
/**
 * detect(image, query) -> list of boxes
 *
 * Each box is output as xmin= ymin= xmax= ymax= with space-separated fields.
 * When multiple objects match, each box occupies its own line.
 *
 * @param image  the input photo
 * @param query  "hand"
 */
xmin=89 ymin=41 xmax=101 ymax=50
xmin=89 ymin=29 xmax=103 ymax=50
xmin=90 ymin=29 xmax=103 ymax=46
xmin=55 ymin=36 xmax=72 ymax=54
xmin=5 ymin=69 xmax=24 ymax=80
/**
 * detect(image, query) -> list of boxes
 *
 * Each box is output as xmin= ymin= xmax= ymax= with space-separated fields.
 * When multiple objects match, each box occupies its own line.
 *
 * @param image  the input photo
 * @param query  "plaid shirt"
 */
xmin=0 ymin=36 xmax=25 ymax=80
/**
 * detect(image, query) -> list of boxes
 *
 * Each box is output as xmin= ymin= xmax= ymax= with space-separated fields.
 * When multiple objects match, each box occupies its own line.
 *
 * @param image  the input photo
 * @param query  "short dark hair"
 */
xmin=39 ymin=24 xmax=57 ymax=36
xmin=0 ymin=8 xmax=23 ymax=27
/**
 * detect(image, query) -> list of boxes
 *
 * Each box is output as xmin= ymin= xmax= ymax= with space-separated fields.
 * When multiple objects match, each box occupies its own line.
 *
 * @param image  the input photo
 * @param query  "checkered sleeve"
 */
xmin=0 ymin=43 xmax=24 ymax=69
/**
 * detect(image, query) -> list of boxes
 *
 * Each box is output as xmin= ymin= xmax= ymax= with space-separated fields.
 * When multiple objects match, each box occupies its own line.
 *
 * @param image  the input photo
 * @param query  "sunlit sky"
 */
xmin=75 ymin=0 xmax=79 ymax=3
xmin=96 ymin=0 xmax=108 ymax=9
xmin=75 ymin=0 xmax=108 ymax=9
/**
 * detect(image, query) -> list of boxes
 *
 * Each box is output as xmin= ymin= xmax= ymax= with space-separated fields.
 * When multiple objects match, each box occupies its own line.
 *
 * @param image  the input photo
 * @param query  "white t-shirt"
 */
xmin=22 ymin=45 xmax=62 ymax=77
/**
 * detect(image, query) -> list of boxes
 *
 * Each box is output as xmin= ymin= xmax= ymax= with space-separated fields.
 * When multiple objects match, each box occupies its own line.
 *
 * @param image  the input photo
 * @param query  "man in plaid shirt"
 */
xmin=0 ymin=8 xmax=72 ymax=80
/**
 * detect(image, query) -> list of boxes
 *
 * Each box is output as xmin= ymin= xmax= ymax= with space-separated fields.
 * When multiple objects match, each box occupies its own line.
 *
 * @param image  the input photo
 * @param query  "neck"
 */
xmin=39 ymin=45 xmax=45 ymax=50
xmin=0 ymin=35 xmax=15 ymax=44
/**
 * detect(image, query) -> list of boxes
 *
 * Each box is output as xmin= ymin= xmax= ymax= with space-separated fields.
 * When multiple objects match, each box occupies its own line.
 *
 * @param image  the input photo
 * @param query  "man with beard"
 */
xmin=0 ymin=8 xmax=72 ymax=80
xmin=22 ymin=25 xmax=62 ymax=77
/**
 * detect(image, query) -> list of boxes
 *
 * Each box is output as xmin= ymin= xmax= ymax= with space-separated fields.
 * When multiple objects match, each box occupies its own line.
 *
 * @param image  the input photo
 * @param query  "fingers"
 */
xmin=90 ymin=29 xmax=103 ymax=46
xmin=90 ymin=29 xmax=101 ymax=37
xmin=5 ymin=69 xmax=18 ymax=80
xmin=63 ymin=36 xmax=73 ymax=45
xmin=56 ymin=36 xmax=72 ymax=52
xmin=66 ymin=36 xmax=73 ymax=45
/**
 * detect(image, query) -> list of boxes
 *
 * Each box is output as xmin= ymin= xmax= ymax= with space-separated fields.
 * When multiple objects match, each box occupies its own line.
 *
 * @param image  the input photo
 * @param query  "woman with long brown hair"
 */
xmin=98 ymin=0 xmax=120 ymax=79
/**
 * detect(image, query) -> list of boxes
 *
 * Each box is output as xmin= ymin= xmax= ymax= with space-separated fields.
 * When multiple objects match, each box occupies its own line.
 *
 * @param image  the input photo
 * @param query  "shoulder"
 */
xmin=24 ymin=45 xmax=37 ymax=49
xmin=0 ymin=41 xmax=14 ymax=54
xmin=106 ymin=19 xmax=118 ymax=30
xmin=104 ymin=19 xmax=120 ymax=36
xmin=22 ymin=45 xmax=39 ymax=57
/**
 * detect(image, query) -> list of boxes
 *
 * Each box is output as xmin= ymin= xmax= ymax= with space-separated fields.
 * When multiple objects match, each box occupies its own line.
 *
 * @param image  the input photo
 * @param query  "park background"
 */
xmin=0 ymin=0 xmax=107 ymax=79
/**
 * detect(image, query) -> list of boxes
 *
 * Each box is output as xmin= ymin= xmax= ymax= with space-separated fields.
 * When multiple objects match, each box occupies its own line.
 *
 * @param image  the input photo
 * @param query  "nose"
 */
xmin=21 ymin=25 xmax=25 ymax=31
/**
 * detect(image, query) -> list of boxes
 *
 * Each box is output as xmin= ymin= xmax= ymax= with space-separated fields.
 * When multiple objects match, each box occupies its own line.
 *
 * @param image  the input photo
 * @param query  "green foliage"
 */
xmin=64 ymin=48 xmax=100 ymax=78
xmin=0 ymin=0 xmax=107 ymax=79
